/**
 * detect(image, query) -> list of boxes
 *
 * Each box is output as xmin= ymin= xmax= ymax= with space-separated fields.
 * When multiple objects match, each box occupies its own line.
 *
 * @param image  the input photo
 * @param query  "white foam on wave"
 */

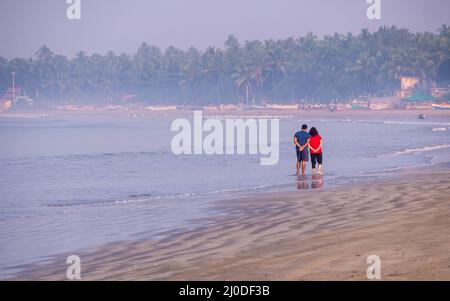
xmin=49 ymin=183 xmax=290 ymax=208
xmin=360 ymin=163 xmax=431 ymax=175
xmin=207 ymin=115 xmax=293 ymax=119
xmin=324 ymin=119 xmax=450 ymax=127
xmin=385 ymin=144 xmax=450 ymax=157
xmin=383 ymin=120 xmax=450 ymax=126
xmin=0 ymin=113 xmax=52 ymax=118
xmin=432 ymin=127 xmax=448 ymax=132
xmin=115 ymin=183 xmax=288 ymax=205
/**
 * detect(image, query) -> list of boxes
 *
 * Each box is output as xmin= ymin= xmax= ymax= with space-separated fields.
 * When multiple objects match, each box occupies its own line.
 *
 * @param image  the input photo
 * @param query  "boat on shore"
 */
xmin=265 ymin=104 xmax=299 ymax=110
xmin=146 ymin=105 xmax=177 ymax=111
xmin=432 ymin=103 xmax=450 ymax=110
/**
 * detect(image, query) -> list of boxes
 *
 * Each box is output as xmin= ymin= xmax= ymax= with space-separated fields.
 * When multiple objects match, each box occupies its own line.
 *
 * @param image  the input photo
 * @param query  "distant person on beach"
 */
xmin=308 ymin=127 xmax=323 ymax=176
xmin=294 ymin=124 xmax=311 ymax=176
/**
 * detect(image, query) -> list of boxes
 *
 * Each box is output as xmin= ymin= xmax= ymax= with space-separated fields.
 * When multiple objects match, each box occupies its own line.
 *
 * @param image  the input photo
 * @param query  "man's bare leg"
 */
xmin=301 ymin=161 xmax=307 ymax=176
xmin=296 ymin=160 xmax=300 ymax=176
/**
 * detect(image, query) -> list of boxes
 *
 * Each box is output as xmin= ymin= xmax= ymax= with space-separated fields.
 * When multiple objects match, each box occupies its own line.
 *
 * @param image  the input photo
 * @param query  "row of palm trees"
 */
xmin=0 ymin=25 xmax=449 ymax=105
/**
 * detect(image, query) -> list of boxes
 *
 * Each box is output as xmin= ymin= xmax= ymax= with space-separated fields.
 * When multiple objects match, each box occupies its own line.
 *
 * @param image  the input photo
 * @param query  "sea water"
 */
xmin=0 ymin=112 xmax=449 ymax=277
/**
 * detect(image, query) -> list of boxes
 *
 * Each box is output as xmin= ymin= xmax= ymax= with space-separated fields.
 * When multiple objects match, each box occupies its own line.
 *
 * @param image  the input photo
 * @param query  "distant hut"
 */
xmin=0 ymin=87 xmax=34 ymax=110
xmin=395 ymin=76 xmax=420 ymax=98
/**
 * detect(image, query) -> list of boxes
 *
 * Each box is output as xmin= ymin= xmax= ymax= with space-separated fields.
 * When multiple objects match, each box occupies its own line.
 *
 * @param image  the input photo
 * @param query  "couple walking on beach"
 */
xmin=294 ymin=124 xmax=323 ymax=176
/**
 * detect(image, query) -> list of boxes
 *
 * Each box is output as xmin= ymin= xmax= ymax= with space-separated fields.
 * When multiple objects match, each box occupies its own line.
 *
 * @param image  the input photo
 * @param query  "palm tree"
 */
xmin=1 ymin=25 xmax=449 ymax=105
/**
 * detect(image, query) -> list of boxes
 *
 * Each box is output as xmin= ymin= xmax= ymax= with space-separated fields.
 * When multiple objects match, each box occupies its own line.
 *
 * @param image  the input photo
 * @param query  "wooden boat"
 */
xmin=432 ymin=103 xmax=450 ymax=110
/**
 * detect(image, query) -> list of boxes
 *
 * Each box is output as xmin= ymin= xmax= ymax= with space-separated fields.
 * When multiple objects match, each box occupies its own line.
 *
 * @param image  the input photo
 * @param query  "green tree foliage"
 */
xmin=1 ymin=25 xmax=449 ymax=106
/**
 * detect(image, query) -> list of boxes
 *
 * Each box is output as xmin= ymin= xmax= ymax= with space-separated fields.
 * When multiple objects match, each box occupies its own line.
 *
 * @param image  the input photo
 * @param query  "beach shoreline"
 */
xmin=2 ymin=108 xmax=450 ymax=120
xmin=7 ymin=165 xmax=450 ymax=281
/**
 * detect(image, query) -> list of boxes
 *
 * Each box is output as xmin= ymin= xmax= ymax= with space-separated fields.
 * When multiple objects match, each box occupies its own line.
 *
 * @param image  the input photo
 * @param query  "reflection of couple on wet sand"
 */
xmin=294 ymin=124 xmax=323 ymax=177
xmin=296 ymin=175 xmax=324 ymax=190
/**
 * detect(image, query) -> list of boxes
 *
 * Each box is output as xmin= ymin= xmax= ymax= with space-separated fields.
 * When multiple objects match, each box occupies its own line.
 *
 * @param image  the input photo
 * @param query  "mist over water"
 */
xmin=1 ymin=112 xmax=450 ymax=277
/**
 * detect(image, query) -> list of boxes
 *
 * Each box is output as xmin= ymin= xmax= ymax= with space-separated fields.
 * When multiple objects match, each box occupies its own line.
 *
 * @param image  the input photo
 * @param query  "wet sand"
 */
xmin=9 ymin=168 xmax=450 ymax=280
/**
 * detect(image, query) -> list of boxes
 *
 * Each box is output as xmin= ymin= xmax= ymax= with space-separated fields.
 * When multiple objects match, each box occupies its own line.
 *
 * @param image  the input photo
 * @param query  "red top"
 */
xmin=309 ymin=135 xmax=322 ymax=154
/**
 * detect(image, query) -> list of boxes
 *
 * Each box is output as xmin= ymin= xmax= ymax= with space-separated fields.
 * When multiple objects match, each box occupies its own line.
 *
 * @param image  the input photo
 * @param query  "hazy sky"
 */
xmin=0 ymin=0 xmax=449 ymax=58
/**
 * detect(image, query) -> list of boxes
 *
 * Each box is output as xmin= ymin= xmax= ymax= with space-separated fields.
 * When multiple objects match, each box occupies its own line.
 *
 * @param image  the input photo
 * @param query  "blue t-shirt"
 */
xmin=294 ymin=131 xmax=310 ymax=151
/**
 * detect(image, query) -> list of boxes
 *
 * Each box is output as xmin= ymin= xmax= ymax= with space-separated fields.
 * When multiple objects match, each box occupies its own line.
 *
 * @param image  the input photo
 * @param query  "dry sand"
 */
xmin=10 ymin=168 xmax=450 ymax=280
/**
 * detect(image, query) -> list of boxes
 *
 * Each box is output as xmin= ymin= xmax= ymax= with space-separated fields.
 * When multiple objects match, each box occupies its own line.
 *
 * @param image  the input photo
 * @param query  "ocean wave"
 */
xmin=360 ymin=163 xmax=431 ymax=174
xmin=3 ymin=150 xmax=173 ymax=163
xmin=0 ymin=113 xmax=52 ymax=118
xmin=320 ymin=119 xmax=450 ymax=127
xmin=207 ymin=115 xmax=293 ymax=119
xmin=432 ymin=127 xmax=448 ymax=132
xmin=113 ymin=182 xmax=291 ymax=204
xmin=383 ymin=144 xmax=450 ymax=157
xmin=46 ymin=183 xmax=290 ymax=208
xmin=382 ymin=120 xmax=450 ymax=126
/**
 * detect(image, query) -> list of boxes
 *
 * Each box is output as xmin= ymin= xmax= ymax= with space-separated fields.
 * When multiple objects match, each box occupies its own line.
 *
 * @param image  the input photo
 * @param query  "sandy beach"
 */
xmin=9 ymin=166 xmax=450 ymax=281
xmin=3 ymin=107 xmax=450 ymax=119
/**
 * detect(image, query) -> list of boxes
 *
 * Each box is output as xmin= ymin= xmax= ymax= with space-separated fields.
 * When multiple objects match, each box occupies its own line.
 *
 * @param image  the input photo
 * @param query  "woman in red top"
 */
xmin=308 ymin=127 xmax=323 ymax=176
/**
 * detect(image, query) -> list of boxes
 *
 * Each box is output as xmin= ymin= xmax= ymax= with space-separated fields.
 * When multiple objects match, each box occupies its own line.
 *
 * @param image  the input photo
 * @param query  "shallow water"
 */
xmin=1 ymin=112 xmax=450 ymax=277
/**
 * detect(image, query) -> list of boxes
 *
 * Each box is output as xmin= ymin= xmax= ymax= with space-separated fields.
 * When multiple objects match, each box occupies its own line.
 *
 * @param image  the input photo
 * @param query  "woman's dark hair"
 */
xmin=309 ymin=127 xmax=319 ymax=137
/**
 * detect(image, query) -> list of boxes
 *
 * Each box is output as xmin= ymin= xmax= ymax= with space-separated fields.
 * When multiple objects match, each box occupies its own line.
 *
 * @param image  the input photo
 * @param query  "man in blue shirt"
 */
xmin=294 ymin=124 xmax=311 ymax=176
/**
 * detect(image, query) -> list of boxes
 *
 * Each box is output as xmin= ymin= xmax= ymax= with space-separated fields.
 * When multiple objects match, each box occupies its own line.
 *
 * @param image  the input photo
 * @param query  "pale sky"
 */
xmin=0 ymin=0 xmax=449 ymax=58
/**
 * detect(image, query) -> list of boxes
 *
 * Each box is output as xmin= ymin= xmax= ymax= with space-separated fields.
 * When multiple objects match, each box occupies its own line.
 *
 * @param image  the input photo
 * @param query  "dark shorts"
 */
xmin=311 ymin=153 xmax=323 ymax=168
xmin=296 ymin=149 xmax=309 ymax=162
